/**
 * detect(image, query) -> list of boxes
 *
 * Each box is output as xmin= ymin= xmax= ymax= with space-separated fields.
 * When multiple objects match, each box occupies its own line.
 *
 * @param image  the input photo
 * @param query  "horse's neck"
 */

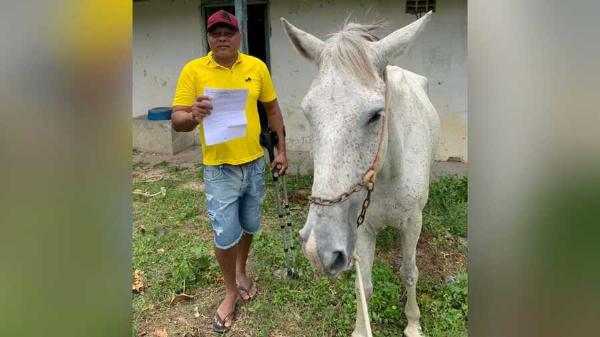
xmin=379 ymin=66 xmax=426 ymax=180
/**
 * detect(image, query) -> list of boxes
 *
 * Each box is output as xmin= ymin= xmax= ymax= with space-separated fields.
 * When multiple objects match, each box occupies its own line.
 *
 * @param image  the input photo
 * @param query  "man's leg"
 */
xmin=236 ymin=233 xmax=256 ymax=299
xmin=214 ymin=245 xmax=239 ymax=320
xmin=237 ymin=158 xmax=266 ymax=299
xmin=204 ymin=164 xmax=243 ymax=325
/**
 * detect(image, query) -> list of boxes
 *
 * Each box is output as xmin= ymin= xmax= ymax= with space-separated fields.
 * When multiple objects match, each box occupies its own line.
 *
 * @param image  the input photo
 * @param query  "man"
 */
xmin=171 ymin=10 xmax=288 ymax=333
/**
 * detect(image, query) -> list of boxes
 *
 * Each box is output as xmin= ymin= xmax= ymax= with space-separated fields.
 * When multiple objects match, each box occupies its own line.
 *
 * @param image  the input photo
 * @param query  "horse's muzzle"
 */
xmin=300 ymin=227 xmax=350 ymax=275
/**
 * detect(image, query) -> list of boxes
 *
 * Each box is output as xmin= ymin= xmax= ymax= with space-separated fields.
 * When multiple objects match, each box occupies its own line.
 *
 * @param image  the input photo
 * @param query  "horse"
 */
xmin=281 ymin=12 xmax=439 ymax=337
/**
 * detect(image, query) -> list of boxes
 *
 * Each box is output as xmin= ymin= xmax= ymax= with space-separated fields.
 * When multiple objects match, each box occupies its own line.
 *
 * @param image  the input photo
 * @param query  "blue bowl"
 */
xmin=148 ymin=107 xmax=173 ymax=120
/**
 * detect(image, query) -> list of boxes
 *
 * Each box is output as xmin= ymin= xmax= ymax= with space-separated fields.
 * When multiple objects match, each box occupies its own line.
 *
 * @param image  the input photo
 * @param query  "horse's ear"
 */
xmin=374 ymin=11 xmax=433 ymax=62
xmin=281 ymin=18 xmax=325 ymax=63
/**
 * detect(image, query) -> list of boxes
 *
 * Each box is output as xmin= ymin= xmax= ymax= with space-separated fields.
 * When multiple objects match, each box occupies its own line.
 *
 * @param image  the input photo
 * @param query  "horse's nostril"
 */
xmin=324 ymin=250 xmax=347 ymax=274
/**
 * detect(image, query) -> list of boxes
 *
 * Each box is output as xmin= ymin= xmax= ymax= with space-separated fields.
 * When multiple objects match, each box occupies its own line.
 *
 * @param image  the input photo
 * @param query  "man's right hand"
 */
xmin=191 ymin=95 xmax=213 ymax=123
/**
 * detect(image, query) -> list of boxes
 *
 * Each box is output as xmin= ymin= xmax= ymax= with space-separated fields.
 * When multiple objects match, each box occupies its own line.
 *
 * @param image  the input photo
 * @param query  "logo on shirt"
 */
xmin=245 ymin=77 xmax=252 ymax=82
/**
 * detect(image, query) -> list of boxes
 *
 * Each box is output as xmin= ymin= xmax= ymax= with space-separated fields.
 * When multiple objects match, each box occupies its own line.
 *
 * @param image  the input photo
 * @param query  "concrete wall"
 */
xmin=133 ymin=0 xmax=467 ymax=162
xmin=270 ymin=0 xmax=467 ymax=162
xmin=133 ymin=0 xmax=206 ymax=117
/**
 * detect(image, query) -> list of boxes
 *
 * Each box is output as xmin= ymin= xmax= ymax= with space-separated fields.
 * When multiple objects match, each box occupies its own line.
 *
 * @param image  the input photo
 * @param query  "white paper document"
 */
xmin=202 ymin=88 xmax=249 ymax=145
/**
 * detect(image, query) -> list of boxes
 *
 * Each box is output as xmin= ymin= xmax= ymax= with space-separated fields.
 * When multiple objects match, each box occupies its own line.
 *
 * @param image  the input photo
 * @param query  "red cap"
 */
xmin=207 ymin=10 xmax=239 ymax=31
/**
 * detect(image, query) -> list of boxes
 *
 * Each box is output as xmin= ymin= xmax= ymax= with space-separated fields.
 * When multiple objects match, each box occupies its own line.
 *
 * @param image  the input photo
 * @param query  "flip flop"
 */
xmin=237 ymin=280 xmax=257 ymax=301
xmin=212 ymin=305 xmax=237 ymax=333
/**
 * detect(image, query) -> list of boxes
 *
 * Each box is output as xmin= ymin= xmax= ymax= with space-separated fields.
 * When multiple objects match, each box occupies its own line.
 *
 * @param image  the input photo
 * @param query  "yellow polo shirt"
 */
xmin=172 ymin=52 xmax=277 ymax=165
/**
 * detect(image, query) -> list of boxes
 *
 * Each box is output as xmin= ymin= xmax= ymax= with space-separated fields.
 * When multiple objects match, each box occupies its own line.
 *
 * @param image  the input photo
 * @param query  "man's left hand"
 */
xmin=271 ymin=152 xmax=288 ymax=176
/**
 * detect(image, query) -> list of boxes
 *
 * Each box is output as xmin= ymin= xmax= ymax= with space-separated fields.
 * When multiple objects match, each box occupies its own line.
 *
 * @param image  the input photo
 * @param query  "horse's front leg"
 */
xmin=351 ymin=223 xmax=377 ymax=337
xmin=401 ymin=210 xmax=424 ymax=337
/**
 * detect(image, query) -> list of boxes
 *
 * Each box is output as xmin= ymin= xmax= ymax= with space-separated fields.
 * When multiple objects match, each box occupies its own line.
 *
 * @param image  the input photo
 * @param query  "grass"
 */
xmin=424 ymin=175 xmax=468 ymax=237
xmin=132 ymin=162 xmax=467 ymax=337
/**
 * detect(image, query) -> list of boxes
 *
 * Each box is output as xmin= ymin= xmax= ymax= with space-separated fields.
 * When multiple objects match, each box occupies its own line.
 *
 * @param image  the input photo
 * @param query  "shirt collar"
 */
xmin=206 ymin=51 xmax=243 ymax=68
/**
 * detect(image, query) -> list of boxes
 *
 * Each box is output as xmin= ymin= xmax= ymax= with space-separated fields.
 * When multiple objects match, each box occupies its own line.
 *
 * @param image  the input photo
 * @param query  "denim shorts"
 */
xmin=203 ymin=157 xmax=266 ymax=249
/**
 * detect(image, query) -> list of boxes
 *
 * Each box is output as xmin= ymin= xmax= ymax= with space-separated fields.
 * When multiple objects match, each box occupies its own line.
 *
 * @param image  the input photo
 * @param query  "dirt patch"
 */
xmin=379 ymin=231 xmax=467 ymax=283
xmin=287 ymin=188 xmax=310 ymax=206
xmin=135 ymin=287 xmax=221 ymax=337
xmin=133 ymin=147 xmax=202 ymax=169
xmin=417 ymin=232 xmax=467 ymax=282
xmin=135 ymin=286 xmax=274 ymax=337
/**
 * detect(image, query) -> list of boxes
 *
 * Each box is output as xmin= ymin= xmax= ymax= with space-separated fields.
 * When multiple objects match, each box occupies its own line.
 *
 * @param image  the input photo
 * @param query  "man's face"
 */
xmin=207 ymin=25 xmax=241 ymax=60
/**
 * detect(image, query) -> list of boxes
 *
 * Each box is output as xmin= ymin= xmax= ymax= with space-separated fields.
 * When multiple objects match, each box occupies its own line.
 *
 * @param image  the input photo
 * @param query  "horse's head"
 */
xmin=282 ymin=13 xmax=432 ymax=275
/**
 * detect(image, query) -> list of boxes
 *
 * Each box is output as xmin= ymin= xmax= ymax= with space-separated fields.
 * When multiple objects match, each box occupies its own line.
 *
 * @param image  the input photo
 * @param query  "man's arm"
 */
xmin=261 ymin=98 xmax=288 ymax=175
xmin=171 ymin=96 xmax=213 ymax=132
xmin=171 ymin=106 xmax=196 ymax=132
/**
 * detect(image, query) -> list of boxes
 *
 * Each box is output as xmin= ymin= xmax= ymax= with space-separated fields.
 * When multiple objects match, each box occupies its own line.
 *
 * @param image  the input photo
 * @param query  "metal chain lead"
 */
xmin=308 ymin=182 xmax=374 ymax=228
xmin=307 ymin=182 xmax=367 ymax=206
xmin=356 ymin=184 xmax=373 ymax=227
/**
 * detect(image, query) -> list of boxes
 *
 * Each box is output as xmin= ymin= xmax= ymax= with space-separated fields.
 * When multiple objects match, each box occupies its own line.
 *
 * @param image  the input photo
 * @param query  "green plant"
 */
xmin=424 ymin=175 xmax=468 ymax=237
xmin=170 ymin=242 xmax=217 ymax=293
xmin=419 ymin=273 xmax=468 ymax=336
xmin=376 ymin=227 xmax=400 ymax=251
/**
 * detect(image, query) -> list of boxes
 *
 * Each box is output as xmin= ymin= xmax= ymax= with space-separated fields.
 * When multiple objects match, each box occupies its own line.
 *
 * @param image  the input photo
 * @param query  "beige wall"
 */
xmin=133 ymin=0 xmax=467 ymax=162
xmin=133 ymin=0 xmax=206 ymax=117
xmin=269 ymin=0 xmax=467 ymax=162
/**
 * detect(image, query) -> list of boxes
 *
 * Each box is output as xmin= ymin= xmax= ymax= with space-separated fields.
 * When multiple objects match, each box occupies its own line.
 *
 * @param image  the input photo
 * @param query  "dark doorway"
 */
xmin=203 ymin=2 xmax=271 ymax=129
xmin=203 ymin=3 xmax=270 ymax=66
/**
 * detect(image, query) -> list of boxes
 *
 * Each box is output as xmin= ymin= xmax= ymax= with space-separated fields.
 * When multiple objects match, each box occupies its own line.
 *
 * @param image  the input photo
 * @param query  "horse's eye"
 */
xmin=367 ymin=111 xmax=382 ymax=124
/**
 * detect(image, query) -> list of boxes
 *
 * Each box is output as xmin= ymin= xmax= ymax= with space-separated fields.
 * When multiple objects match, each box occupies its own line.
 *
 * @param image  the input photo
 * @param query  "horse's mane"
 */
xmin=322 ymin=20 xmax=385 ymax=86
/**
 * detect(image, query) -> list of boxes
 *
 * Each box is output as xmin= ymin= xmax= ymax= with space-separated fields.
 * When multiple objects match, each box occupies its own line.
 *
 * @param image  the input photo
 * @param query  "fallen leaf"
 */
xmin=132 ymin=269 xmax=145 ymax=294
xmin=170 ymin=292 xmax=196 ymax=305
xmin=154 ymin=328 xmax=168 ymax=337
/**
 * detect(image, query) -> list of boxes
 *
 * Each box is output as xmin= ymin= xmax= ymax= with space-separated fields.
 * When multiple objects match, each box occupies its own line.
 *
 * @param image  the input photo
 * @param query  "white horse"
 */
xmin=281 ymin=12 xmax=439 ymax=337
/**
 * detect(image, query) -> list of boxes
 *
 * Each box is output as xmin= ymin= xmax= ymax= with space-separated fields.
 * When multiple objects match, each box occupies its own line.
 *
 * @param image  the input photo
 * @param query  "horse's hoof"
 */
xmin=403 ymin=324 xmax=425 ymax=337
